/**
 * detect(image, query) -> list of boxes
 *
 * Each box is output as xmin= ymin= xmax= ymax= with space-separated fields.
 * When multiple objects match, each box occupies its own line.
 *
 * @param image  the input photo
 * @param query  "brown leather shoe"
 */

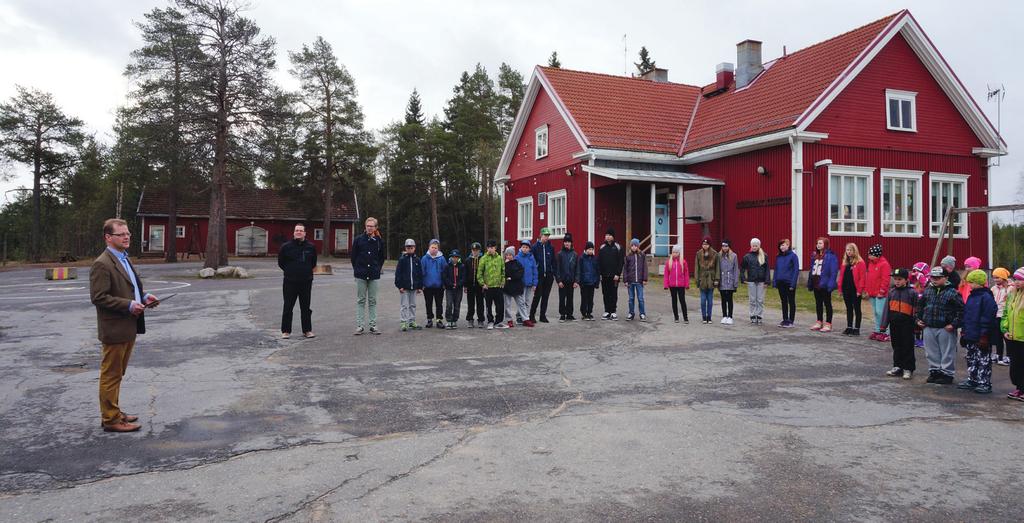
xmin=121 ymin=414 xmax=139 ymax=423
xmin=102 ymin=421 xmax=141 ymax=433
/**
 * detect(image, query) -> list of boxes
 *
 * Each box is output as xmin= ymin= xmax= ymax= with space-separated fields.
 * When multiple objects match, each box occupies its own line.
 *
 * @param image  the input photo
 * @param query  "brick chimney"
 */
xmin=716 ymin=62 xmax=734 ymax=91
xmin=640 ymin=67 xmax=669 ymax=83
xmin=735 ymin=39 xmax=763 ymax=89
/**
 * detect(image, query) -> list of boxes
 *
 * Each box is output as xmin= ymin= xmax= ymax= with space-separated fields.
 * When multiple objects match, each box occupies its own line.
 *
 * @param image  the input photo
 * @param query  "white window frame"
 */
xmin=148 ymin=225 xmax=165 ymax=252
xmin=880 ymin=169 xmax=923 ymax=238
xmin=827 ymin=165 xmax=874 ymax=237
xmin=516 ymin=196 xmax=534 ymax=241
xmin=886 ymin=89 xmax=917 ymax=132
xmin=547 ymin=189 xmax=567 ymax=239
xmin=535 ymin=124 xmax=548 ymax=159
xmin=334 ymin=228 xmax=350 ymax=252
xmin=929 ymin=172 xmax=969 ymax=239
xmin=313 ymin=228 xmax=324 ymax=241
xmin=175 ymin=225 xmax=186 ymax=238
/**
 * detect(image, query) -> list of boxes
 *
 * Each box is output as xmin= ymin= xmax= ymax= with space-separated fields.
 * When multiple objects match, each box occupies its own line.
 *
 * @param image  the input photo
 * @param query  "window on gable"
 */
xmin=517 ymin=197 xmax=533 ymax=241
xmin=535 ymin=125 xmax=548 ymax=159
xmin=828 ymin=165 xmax=874 ymax=236
xmin=886 ymin=89 xmax=916 ymax=132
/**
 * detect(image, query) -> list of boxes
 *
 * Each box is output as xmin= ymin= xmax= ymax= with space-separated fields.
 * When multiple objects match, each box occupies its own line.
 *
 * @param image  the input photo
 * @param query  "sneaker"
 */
xmin=558 ymin=315 xmax=566 ymax=323
xmin=842 ymin=327 xmax=852 ymax=336
xmin=973 ymin=384 xmax=992 ymax=394
xmin=1007 ymin=389 xmax=1024 ymax=401
xmin=684 ymin=319 xmax=690 ymax=324
xmin=810 ymin=321 xmax=822 ymax=331
xmin=722 ymin=318 xmax=730 ymax=325
xmin=778 ymin=321 xmax=787 ymax=328
xmin=902 ymin=370 xmax=913 ymax=380
xmin=448 ymin=322 xmax=456 ymax=329
xmin=783 ymin=321 xmax=795 ymax=329
xmin=610 ymin=313 xmax=618 ymax=320
xmin=820 ymin=323 xmax=833 ymax=333
xmin=914 ymin=339 xmax=924 ymax=348
xmin=926 ymin=372 xmax=940 ymax=384
xmin=567 ymin=315 xmax=576 ymax=321
xmin=437 ymin=321 xmax=447 ymax=329
xmin=478 ymin=321 xmax=486 ymax=329
xmin=639 ymin=314 xmax=647 ymax=322
xmin=868 ymin=332 xmax=879 ymax=341
xmin=281 ymin=332 xmax=290 ymax=339
xmin=524 ymin=320 xmax=536 ymax=327
xmin=876 ymin=333 xmax=890 ymax=342
xmin=369 ymin=327 xmax=381 ymax=335
xmin=426 ymin=320 xmax=433 ymax=328
xmin=851 ymin=328 xmax=860 ymax=336
xmin=540 ymin=316 xmax=550 ymax=323
xmin=400 ymin=322 xmax=408 ymax=332
xmin=885 ymin=367 xmax=901 ymax=377
xmin=674 ymin=318 xmax=680 ymax=323
xmin=749 ymin=317 xmax=755 ymax=324
xmin=756 ymin=316 xmax=763 ymax=325
xmin=997 ymin=357 xmax=1011 ymax=366
xmin=626 ymin=314 xmax=635 ymax=321
xmin=936 ymin=374 xmax=954 ymax=385
xmin=956 ymin=379 xmax=978 ymax=390
xmin=507 ymin=320 xmax=515 ymax=328
xmin=487 ymin=322 xmax=495 ymax=330
xmin=726 ymin=317 xmax=734 ymax=325
xmin=410 ymin=322 xmax=422 ymax=330
xmin=602 ymin=313 xmax=611 ymax=320
xmin=354 ymin=327 xmax=365 ymax=336
xmin=496 ymin=322 xmax=509 ymax=329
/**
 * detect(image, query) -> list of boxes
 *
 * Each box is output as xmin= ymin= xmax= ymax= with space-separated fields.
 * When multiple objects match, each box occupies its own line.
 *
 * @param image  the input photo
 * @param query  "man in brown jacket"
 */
xmin=89 ymin=218 xmax=159 ymax=433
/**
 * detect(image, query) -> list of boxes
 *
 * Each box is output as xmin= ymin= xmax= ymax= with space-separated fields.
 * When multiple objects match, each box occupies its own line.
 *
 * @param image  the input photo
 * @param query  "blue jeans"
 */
xmin=700 ymin=289 xmax=714 ymax=319
xmin=627 ymin=283 xmax=646 ymax=316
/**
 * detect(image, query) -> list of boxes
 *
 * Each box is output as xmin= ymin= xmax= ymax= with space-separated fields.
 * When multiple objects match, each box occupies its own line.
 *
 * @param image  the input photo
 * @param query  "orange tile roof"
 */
xmin=535 ymin=11 xmax=904 ymax=156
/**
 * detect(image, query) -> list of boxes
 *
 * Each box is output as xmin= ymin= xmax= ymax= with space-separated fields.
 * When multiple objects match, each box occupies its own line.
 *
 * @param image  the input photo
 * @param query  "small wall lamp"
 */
xmin=756 ymin=166 xmax=767 ymax=176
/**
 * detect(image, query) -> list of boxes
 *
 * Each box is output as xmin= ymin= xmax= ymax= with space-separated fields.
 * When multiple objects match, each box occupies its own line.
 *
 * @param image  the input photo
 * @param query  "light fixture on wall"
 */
xmin=756 ymin=166 xmax=768 ymax=176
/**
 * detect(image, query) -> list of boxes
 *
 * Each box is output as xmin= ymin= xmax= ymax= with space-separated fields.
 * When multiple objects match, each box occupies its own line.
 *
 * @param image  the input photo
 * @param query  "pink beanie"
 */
xmin=964 ymin=256 xmax=982 ymax=270
xmin=1014 ymin=267 xmax=1024 ymax=281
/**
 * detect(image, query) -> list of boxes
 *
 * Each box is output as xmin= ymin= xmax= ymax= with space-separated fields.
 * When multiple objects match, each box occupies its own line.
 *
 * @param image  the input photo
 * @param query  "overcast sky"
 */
xmin=1 ymin=0 xmax=1020 ymax=219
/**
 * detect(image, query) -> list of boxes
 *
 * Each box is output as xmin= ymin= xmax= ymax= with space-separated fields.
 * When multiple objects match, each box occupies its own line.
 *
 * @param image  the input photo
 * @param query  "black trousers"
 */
xmin=843 ymin=291 xmax=862 ymax=329
xmin=1007 ymin=339 xmax=1024 ymax=389
xmin=531 ymin=273 xmax=555 ymax=319
xmin=558 ymin=284 xmax=576 ymax=316
xmin=814 ymin=289 xmax=834 ymax=323
xmin=719 ymin=289 xmax=734 ymax=318
xmin=778 ymin=287 xmax=796 ymax=323
xmin=670 ymin=287 xmax=689 ymax=321
xmin=485 ymin=287 xmax=504 ymax=324
xmin=580 ymin=285 xmax=596 ymax=316
xmin=465 ymin=286 xmax=485 ymax=321
xmin=423 ymin=287 xmax=444 ymax=320
xmin=890 ymin=320 xmax=916 ymax=371
xmin=282 ymin=279 xmax=312 ymax=334
xmin=992 ymin=327 xmax=1005 ymax=358
xmin=601 ymin=276 xmax=618 ymax=313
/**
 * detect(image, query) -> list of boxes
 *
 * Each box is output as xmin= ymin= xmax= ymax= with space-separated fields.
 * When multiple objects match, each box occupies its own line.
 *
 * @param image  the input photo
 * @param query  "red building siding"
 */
xmin=802 ymin=143 xmax=987 ymax=270
xmin=140 ymin=217 xmax=354 ymax=256
xmin=504 ymin=161 xmax=588 ymax=250
xmin=806 ymin=33 xmax=983 ymax=155
xmin=506 ymin=87 xmax=585 ymax=182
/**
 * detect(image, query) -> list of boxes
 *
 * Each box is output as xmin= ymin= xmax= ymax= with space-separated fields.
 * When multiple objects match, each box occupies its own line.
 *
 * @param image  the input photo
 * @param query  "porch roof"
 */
xmin=582 ymin=165 xmax=724 ymax=186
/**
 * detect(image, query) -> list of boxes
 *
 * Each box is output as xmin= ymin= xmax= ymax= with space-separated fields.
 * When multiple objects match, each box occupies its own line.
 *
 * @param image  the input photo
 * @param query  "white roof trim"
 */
xmin=493 ymin=67 xmax=589 ymax=181
xmin=679 ymin=129 xmax=827 ymax=164
xmin=575 ymin=148 xmax=683 ymax=165
xmin=582 ymin=165 xmax=724 ymax=186
xmin=796 ymin=11 xmax=1006 ymax=154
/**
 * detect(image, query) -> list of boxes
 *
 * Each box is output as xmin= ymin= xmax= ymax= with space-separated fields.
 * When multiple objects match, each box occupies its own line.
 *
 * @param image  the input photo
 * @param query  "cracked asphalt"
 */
xmin=1 ymin=259 xmax=1022 ymax=522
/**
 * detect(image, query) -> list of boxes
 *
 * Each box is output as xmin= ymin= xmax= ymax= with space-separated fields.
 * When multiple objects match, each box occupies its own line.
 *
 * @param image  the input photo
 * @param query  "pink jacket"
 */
xmin=663 ymin=257 xmax=690 ymax=289
xmin=865 ymin=256 xmax=892 ymax=298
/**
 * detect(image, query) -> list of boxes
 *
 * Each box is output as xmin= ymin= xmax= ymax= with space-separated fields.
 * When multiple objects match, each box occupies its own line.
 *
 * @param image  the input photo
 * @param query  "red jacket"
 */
xmin=837 ymin=259 xmax=867 ymax=294
xmin=865 ymin=256 xmax=892 ymax=298
xmin=663 ymin=257 xmax=690 ymax=289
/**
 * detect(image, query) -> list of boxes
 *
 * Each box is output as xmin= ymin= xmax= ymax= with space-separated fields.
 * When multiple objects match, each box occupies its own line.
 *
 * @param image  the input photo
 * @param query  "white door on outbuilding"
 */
xmin=235 ymin=225 xmax=268 ymax=256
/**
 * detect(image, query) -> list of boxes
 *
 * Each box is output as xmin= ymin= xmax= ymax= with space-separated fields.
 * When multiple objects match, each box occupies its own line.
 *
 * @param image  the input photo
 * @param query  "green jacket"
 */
xmin=1001 ymin=289 xmax=1024 ymax=341
xmin=477 ymin=252 xmax=505 ymax=288
xmin=694 ymin=248 xmax=721 ymax=290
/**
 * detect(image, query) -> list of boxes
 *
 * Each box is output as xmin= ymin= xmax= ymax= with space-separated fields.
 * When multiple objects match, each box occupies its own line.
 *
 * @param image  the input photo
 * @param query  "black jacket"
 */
xmin=504 ymin=259 xmax=524 ymax=296
xmin=555 ymin=247 xmax=579 ymax=284
xmin=278 ymin=239 xmax=317 ymax=282
xmin=443 ymin=260 xmax=466 ymax=289
xmin=598 ymin=241 xmax=624 ymax=278
xmin=740 ymin=252 xmax=770 ymax=284
xmin=350 ymin=233 xmax=385 ymax=280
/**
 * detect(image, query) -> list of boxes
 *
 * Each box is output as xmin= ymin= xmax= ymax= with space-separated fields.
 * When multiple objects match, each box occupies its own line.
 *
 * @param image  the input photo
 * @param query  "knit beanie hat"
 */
xmin=701 ymin=236 xmax=711 ymax=245
xmin=631 ymin=238 xmax=640 ymax=247
xmin=585 ymin=241 xmax=595 ymax=250
xmin=1014 ymin=267 xmax=1024 ymax=281
xmin=940 ymin=255 xmax=956 ymax=268
xmin=992 ymin=267 xmax=1010 ymax=280
xmin=911 ymin=262 xmax=929 ymax=274
xmin=964 ymin=256 xmax=982 ymax=270
xmin=868 ymin=244 xmax=882 ymax=257
xmin=966 ymin=269 xmax=988 ymax=286
xmin=605 ymin=227 xmax=615 ymax=237
xmin=504 ymin=246 xmax=516 ymax=257
xmin=672 ymin=244 xmax=682 ymax=254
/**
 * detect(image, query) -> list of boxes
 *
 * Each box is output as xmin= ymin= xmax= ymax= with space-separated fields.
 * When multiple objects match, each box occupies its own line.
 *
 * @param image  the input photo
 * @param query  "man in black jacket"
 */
xmin=278 ymin=223 xmax=317 ymax=339
xmin=351 ymin=217 xmax=385 ymax=335
xmin=598 ymin=228 xmax=624 ymax=320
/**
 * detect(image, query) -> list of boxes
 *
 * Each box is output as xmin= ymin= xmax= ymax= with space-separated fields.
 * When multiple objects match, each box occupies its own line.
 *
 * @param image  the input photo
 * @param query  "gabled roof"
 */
xmin=496 ymin=9 xmax=1004 ymax=178
xmin=137 ymin=187 xmax=358 ymax=222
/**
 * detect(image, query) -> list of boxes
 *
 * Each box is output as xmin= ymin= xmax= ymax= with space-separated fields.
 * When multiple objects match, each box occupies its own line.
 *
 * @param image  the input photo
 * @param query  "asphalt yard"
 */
xmin=0 ymin=258 xmax=1021 ymax=522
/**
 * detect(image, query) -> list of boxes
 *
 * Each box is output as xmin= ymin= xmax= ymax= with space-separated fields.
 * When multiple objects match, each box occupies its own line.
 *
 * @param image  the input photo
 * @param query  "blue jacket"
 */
xmin=394 ymin=253 xmax=423 ymax=290
xmin=350 ymin=233 xmax=385 ymax=280
xmin=516 ymin=251 xmax=539 ymax=287
xmin=421 ymin=252 xmax=447 ymax=288
xmin=442 ymin=259 xmax=465 ymax=289
xmin=532 ymin=240 xmax=556 ymax=276
xmin=555 ymin=247 xmax=578 ymax=284
xmin=962 ymin=287 xmax=998 ymax=342
xmin=578 ymin=254 xmax=601 ymax=286
xmin=807 ymin=249 xmax=839 ymax=292
xmin=773 ymin=250 xmax=800 ymax=289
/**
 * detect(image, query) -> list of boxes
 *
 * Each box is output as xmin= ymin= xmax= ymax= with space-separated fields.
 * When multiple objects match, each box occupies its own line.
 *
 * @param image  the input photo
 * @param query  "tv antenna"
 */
xmin=987 ymin=84 xmax=1005 ymax=166
xmin=622 ymin=34 xmax=628 ymax=76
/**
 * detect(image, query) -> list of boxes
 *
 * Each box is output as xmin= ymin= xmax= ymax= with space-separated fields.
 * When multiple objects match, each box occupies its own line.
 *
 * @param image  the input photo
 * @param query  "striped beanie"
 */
xmin=1014 ymin=267 xmax=1024 ymax=281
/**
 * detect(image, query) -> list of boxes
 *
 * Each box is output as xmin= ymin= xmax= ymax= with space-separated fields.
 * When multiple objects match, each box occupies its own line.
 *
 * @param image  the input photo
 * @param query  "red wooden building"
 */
xmin=136 ymin=187 xmax=359 ymax=257
xmin=497 ymin=10 xmax=1006 ymax=271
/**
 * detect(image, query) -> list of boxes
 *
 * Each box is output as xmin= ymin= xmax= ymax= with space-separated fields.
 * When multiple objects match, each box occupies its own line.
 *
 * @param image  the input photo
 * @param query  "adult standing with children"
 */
xmin=599 ymin=228 xmax=624 ymax=320
xmin=530 ymin=228 xmax=556 ymax=323
xmin=351 ymin=217 xmax=385 ymax=335
xmin=279 ymin=223 xmax=317 ymax=339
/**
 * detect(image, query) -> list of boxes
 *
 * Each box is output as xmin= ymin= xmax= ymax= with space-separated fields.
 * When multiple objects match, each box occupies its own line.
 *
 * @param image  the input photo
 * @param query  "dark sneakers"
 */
xmin=957 ymin=380 xmax=979 ymax=390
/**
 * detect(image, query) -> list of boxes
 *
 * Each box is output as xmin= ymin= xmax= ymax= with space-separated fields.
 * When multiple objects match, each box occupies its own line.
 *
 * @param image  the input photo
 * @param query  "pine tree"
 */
xmin=548 ymin=51 xmax=561 ymax=68
xmin=496 ymin=63 xmax=525 ymax=139
xmin=635 ymin=46 xmax=656 ymax=75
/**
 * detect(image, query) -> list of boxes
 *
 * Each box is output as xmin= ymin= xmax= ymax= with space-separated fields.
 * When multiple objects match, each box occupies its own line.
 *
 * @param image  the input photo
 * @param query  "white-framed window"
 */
xmin=314 ymin=228 xmax=324 ymax=241
xmin=886 ymin=89 xmax=917 ymax=132
xmin=175 ymin=225 xmax=186 ymax=238
xmin=517 ymin=196 xmax=534 ymax=241
xmin=828 ymin=165 xmax=874 ymax=236
xmin=880 ymin=169 xmax=923 ymax=237
xmin=929 ymin=172 xmax=968 ymax=238
xmin=547 ymin=189 xmax=567 ymax=238
xmin=535 ymin=124 xmax=548 ymax=159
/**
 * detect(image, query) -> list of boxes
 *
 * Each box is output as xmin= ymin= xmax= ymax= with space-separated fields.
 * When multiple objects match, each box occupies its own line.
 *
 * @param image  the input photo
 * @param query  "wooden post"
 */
xmin=625 ymin=183 xmax=632 ymax=241
xmin=931 ymin=206 xmax=950 ymax=268
xmin=945 ymin=208 xmax=955 ymax=258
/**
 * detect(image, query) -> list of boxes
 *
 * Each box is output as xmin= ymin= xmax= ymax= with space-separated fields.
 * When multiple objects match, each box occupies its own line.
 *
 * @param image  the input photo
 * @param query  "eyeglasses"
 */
xmin=107 ymin=232 xmax=132 ymax=237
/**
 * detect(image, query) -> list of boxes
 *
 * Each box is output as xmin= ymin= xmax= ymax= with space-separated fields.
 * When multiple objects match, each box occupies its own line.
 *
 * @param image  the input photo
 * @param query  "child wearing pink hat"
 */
xmin=959 ymin=257 xmax=983 ymax=303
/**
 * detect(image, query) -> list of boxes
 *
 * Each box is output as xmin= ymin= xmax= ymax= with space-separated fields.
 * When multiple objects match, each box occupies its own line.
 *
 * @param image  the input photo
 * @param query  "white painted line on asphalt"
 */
xmin=0 ymin=280 xmax=193 ymax=301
